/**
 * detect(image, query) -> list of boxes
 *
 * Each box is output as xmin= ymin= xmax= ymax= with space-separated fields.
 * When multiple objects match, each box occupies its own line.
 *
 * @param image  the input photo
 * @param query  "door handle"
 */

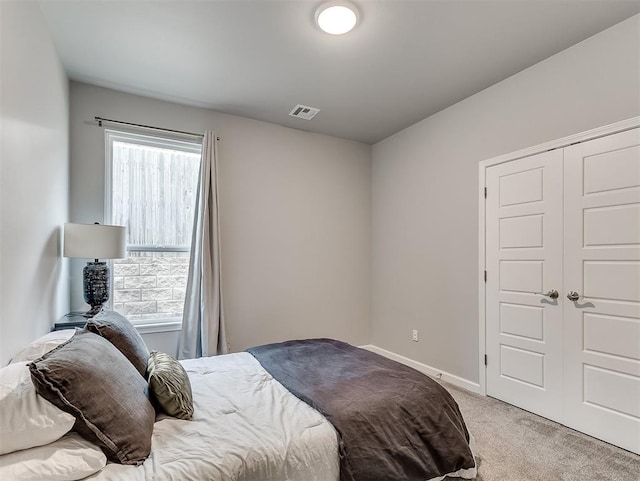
xmin=567 ymin=291 xmax=582 ymax=301
xmin=536 ymin=289 xmax=559 ymax=300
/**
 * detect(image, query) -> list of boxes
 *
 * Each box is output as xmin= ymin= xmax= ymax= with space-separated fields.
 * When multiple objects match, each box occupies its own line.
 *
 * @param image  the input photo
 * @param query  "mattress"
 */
xmin=86 ymin=352 xmax=339 ymax=481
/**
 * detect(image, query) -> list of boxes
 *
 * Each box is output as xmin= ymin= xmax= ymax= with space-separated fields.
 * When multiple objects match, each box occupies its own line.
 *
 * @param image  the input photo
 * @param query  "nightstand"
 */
xmin=53 ymin=312 xmax=90 ymax=331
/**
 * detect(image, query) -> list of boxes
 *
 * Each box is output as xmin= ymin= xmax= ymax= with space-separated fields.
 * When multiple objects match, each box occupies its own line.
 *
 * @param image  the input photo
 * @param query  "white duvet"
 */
xmin=87 ymin=353 xmax=339 ymax=481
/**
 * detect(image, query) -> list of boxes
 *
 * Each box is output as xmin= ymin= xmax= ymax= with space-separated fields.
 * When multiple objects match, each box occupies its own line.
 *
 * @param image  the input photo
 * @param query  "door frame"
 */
xmin=477 ymin=116 xmax=640 ymax=396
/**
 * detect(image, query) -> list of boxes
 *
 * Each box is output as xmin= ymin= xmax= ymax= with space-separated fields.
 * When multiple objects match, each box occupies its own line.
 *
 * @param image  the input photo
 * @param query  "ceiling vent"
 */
xmin=289 ymin=104 xmax=320 ymax=120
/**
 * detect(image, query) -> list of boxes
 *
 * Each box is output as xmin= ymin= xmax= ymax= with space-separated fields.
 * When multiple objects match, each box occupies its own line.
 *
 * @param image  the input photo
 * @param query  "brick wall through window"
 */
xmin=112 ymin=252 xmax=190 ymax=321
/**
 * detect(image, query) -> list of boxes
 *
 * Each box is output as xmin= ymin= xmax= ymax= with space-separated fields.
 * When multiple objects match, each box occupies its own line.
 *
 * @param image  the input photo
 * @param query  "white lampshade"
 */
xmin=63 ymin=223 xmax=126 ymax=259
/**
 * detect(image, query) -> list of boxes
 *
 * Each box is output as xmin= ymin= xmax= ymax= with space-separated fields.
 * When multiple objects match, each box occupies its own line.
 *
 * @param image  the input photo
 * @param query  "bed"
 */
xmin=0 ymin=312 xmax=476 ymax=481
xmin=85 ymin=351 xmax=340 ymax=481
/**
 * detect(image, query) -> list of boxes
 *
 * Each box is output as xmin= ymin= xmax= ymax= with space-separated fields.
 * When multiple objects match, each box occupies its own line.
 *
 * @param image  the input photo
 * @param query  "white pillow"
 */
xmin=0 ymin=361 xmax=75 ymax=454
xmin=10 ymin=330 xmax=75 ymax=363
xmin=0 ymin=432 xmax=107 ymax=481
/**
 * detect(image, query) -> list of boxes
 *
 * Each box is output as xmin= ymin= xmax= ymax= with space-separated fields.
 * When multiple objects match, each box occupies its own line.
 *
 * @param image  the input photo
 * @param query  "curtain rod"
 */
xmin=94 ymin=116 xmax=220 ymax=141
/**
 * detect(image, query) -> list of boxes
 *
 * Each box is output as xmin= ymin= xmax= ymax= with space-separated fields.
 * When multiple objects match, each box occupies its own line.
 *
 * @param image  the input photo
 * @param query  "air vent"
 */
xmin=289 ymin=104 xmax=320 ymax=120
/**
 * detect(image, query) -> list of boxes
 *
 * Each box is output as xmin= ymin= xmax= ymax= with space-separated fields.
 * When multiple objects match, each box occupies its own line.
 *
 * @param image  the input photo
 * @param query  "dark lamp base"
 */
xmin=83 ymin=261 xmax=110 ymax=317
xmin=83 ymin=305 xmax=104 ymax=318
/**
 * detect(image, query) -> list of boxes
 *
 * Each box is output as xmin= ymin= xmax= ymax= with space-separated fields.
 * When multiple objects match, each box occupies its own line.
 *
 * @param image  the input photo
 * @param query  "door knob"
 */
xmin=537 ymin=289 xmax=559 ymax=299
xmin=567 ymin=291 xmax=581 ymax=301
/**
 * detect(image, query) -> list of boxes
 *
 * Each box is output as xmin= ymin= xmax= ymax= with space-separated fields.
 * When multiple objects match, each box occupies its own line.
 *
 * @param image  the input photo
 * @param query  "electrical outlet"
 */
xmin=412 ymin=329 xmax=418 ymax=342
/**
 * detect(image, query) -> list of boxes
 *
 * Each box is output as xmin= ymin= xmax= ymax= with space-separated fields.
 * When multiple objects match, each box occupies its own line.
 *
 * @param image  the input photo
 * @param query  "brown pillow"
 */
xmin=147 ymin=351 xmax=194 ymax=420
xmin=86 ymin=310 xmax=150 ymax=378
xmin=29 ymin=329 xmax=155 ymax=465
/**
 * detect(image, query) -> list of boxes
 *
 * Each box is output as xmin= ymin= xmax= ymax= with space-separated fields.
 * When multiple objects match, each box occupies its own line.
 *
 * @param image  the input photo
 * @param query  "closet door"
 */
xmin=485 ymin=150 xmax=564 ymax=422
xmin=563 ymin=128 xmax=640 ymax=454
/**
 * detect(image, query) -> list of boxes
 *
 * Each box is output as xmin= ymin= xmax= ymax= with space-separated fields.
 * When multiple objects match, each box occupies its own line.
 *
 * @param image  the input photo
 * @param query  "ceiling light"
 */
xmin=315 ymin=1 xmax=359 ymax=35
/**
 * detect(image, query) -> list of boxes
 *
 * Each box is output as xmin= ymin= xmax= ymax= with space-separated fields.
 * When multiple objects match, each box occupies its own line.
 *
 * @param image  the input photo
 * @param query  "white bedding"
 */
xmin=86 ymin=352 xmax=339 ymax=481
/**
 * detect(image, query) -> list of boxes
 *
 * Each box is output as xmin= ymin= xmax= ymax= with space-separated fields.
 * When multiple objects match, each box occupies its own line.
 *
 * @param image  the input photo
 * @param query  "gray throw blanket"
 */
xmin=247 ymin=339 xmax=476 ymax=481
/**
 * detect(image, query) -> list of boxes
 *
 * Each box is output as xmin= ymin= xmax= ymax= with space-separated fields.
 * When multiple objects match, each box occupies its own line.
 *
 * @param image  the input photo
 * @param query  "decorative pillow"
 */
xmin=85 ymin=310 xmax=150 ymax=378
xmin=10 ymin=330 xmax=75 ymax=363
xmin=0 ymin=432 xmax=106 ymax=481
xmin=29 ymin=329 xmax=155 ymax=465
xmin=147 ymin=351 xmax=194 ymax=420
xmin=0 ymin=361 xmax=75 ymax=455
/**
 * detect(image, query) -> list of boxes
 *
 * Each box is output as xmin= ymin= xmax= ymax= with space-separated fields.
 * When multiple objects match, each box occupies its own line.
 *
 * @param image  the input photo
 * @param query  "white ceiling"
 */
xmin=39 ymin=0 xmax=640 ymax=144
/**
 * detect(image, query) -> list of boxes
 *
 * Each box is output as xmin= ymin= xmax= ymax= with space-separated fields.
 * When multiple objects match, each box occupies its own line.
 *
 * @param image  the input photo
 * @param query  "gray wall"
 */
xmin=70 ymin=82 xmax=372 ymax=354
xmin=371 ymin=15 xmax=640 ymax=383
xmin=0 ymin=2 xmax=70 ymax=365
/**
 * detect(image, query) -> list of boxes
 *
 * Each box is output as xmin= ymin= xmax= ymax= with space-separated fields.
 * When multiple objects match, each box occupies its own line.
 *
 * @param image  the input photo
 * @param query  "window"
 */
xmin=106 ymin=130 xmax=201 ymax=326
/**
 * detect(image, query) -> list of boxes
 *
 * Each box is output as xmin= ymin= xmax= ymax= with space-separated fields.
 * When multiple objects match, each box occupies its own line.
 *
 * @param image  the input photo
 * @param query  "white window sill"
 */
xmin=134 ymin=321 xmax=182 ymax=335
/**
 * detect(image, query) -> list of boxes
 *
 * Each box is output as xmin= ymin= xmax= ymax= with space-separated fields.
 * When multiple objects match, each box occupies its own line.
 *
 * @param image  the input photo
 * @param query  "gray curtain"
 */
xmin=178 ymin=131 xmax=227 ymax=359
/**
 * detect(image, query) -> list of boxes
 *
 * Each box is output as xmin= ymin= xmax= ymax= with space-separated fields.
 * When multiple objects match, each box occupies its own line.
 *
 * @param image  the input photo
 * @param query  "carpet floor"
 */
xmin=444 ymin=382 xmax=640 ymax=481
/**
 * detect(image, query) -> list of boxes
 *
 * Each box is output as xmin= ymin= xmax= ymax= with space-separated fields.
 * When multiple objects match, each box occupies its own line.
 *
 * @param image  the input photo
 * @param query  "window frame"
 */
xmin=104 ymin=129 xmax=202 ymax=328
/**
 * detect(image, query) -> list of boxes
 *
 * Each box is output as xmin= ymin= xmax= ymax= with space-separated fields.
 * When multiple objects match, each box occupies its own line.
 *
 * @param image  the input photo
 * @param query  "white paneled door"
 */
xmin=485 ymin=127 xmax=640 ymax=454
xmin=486 ymin=150 xmax=564 ymax=422
xmin=563 ymin=129 xmax=640 ymax=454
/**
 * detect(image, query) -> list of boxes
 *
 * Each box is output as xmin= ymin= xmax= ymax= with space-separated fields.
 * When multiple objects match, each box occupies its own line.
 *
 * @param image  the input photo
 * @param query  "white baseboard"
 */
xmin=359 ymin=344 xmax=481 ymax=394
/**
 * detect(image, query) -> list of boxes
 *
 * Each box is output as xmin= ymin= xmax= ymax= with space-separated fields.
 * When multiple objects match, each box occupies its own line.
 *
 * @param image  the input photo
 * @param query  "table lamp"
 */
xmin=64 ymin=222 xmax=127 ymax=317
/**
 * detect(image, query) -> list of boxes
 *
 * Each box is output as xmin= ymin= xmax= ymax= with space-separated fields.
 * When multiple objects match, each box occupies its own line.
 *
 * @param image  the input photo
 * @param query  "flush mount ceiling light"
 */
xmin=315 ymin=1 xmax=359 ymax=35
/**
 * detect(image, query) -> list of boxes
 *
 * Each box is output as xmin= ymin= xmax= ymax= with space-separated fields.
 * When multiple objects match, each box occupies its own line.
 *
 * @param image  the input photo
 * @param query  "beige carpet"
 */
xmin=443 ymin=382 xmax=640 ymax=481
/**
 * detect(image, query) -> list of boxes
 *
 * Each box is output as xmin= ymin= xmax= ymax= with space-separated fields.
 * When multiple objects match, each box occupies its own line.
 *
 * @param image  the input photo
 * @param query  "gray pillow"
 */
xmin=29 ymin=329 xmax=155 ymax=465
xmin=86 ymin=310 xmax=150 ymax=378
xmin=147 ymin=351 xmax=194 ymax=420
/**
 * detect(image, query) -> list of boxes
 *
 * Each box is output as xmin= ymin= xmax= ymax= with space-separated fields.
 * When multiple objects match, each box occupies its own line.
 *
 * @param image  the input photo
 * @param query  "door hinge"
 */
xmin=484 ymin=270 xmax=487 ymax=282
xmin=484 ymin=354 xmax=488 ymax=366
xmin=484 ymin=187 xmax=487 ymax=199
